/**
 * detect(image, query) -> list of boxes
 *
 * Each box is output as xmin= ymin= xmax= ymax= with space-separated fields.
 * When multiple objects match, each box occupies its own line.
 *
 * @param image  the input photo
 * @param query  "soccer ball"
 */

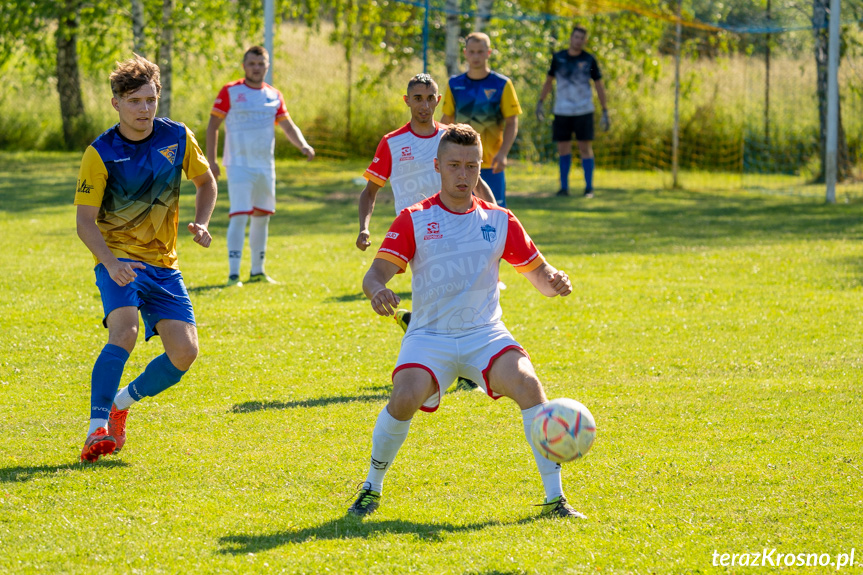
xmin=531 ymin=398 xmax=596 ymax=463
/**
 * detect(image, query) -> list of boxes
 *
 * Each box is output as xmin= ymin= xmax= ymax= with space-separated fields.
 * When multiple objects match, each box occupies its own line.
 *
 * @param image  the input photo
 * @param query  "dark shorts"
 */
xmin=95 ymin=259 xmax=195 ymax=341
xmin=552 ymin=113 xmax=594 ymax=142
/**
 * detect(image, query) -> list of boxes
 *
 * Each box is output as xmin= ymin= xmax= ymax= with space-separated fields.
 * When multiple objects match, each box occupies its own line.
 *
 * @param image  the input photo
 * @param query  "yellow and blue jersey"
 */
xmin=74 ymin=118 xmax=209 ymax=270
xmin=441 ymin=71 xmax=522 ymax=166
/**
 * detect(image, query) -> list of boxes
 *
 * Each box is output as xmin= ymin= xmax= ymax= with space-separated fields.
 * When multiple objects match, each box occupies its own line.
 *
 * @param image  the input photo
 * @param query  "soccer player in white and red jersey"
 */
xmin=207 ymin=46 xmax=314 ymax=286
xmin=356 ymin=73 xmax=494 ymax=252
xmin=348 ymin=124 xmax=585 ymax=519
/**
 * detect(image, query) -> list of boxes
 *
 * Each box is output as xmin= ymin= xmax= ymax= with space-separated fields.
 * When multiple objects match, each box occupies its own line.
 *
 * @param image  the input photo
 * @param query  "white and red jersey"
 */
xmin=211 ymin=79 xmax=289 ymax=169
xmin=363 ymin=122 xmax=446 ymax=214
xmin=376 ymin=194 xmax=545 ymax=333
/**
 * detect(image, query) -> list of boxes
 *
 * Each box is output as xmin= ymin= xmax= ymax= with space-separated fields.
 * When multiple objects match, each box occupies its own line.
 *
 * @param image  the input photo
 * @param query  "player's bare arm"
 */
xmin=363 ymin=259 xmax=402 ymax=316
xmin=205 ymin=115 xmax=224 ymax=179
xmin=440 ymin=113 xmax=454 ymax=125
xmin=473 ymin=177 xmax=496 ymax=204
xmin=492 ymin=116 xmax=518 ymax=174
xmin=524 ymin=262 xmax=572 ymax=297
xmin=278 ymin=118 xmax=315 ymax=160
xmin=187 ymin=170 xmax=218 ymax=248
xmin=595 ymin=79 xmax=610 ymax=131
xmin=76 ymin=204 xmax=146 ymax=286
xmin=536 ymin=75 xmax=555 ymax=121
xmin=357 ymin=180 xmax=383 ymax=250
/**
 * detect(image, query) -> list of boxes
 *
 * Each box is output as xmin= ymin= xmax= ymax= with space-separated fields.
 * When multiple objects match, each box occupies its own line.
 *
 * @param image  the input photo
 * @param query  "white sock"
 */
xmin=522 ymin=403 xmax=564 ymax=501
xmin=365 ymin=406 xmax=412 ymax=493
xmin=113 ymin=386 xmax=138 ymax=411
xmin=88 ymin=418 xmax=108 ymax=436
xmin=249 ymin=215 xmax=270 ymax=276
xmin=227 ymin=214 xmax=248 ymax=277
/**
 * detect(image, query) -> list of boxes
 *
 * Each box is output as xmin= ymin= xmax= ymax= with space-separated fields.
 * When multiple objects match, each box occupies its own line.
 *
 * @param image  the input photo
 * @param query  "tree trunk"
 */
xmin=813 ymin=0 xmax=851 ymax=182
xmin=158 ymin=0 xmax=174 ymax=118
xmin=444 ymin=0 xmax=460 ymax=77
xmin=132 ymin=0 xmax=146 ymax=56
xmin=474 ymin=0 xmax=493 ymax=33
xmin=55 ymin=0 xmax=86 ymax=150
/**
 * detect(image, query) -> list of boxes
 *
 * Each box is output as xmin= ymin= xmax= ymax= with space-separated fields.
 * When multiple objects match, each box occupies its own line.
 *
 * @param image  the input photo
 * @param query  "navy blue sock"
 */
xmin=582 ymin=157 xmax=595 ymax=191
xmin=128 ymin=353 xmax=186 ymax=401
xmin=90 ymin=344 xmax=130 ymax=420
xmin=558 ymin=154 xmax=572 ymax=191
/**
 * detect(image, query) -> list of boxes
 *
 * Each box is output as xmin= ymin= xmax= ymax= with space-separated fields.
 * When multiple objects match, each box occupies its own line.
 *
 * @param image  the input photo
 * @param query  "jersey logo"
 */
xmin=484 ymin=89 xmax=497 ymax=99
xmin=157 ymin=144 xmax=178 ymax=164
xmin=399 ymin=146 xmax=414 ymax=161
xmin=424 ymin=222 xmax=443 ymax=240
xmin=385 ymin=231 xmax=399 ymax=240
xmin=236 ymin=93 xmax=247 ymax=102
xmin=76 ymin=179 xmax=93 ymax=194
xmin=481 ymin=224 xmax=497 ymax=243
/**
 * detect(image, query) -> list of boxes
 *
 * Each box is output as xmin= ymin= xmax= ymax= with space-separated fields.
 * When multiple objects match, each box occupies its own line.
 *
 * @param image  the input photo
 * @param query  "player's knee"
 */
xmin=168 ymin=341 xmax=198 ymax=371
xmin=389 ymin=379 xmax=431 ymax=419
xmin=109 ymin=325 xmax=138 ymax=352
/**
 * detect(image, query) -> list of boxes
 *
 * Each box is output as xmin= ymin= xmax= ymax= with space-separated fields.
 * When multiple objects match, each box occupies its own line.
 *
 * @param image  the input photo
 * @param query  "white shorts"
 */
xmin=226 ymin=165 xmax=276 ymax=216
xmin=393 ymin=322 xmax=529 ymax=413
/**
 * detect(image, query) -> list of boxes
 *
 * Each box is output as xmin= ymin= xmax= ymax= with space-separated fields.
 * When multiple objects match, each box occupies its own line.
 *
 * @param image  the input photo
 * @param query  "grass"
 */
xmin=1 ymin=151 xmax=863 ymax=574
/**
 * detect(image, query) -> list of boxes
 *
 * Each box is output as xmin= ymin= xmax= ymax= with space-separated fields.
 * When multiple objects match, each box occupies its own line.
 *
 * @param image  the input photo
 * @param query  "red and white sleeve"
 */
xmin=363 ymin=137 xmax=392 ymax=187
xmin=374 ymin=211 xmax=416 ymax=273
xmin=503 ymin=211 xmax=545 ymax=273
xmin=211 ymin=85 xmax=231 ymax=118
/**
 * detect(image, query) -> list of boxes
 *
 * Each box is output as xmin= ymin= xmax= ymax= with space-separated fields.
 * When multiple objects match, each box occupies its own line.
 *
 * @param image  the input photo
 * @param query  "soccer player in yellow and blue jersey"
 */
xmin=74 ymin=55 xmax=218 ymax=462
xmin=441 ymin=32 xmax=522 ymax=208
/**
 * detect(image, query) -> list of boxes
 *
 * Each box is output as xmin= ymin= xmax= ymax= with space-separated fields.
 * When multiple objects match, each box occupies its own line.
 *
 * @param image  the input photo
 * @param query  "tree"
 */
xmin=56 ymin=0 xmax=88 ymax=149
xmin=444 ymin=0 xmax=461 ymax=77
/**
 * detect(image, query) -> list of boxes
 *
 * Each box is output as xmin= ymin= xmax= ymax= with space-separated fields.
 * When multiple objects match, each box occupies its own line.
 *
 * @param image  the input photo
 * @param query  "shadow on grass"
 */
xmin=324 ymin=291 xmax=411 ymax=304
xmin=0 ymin=460 xmax=131 ymax=483
xmin=218 ymin=515 xmax=536 ymax=554
xmin=229 ymin=393 xmax=389 ymax=413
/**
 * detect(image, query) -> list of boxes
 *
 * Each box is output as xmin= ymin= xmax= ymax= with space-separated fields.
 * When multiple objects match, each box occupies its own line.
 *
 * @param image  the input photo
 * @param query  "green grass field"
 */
xmin=1 ymin=152 xmax=862 ymax=574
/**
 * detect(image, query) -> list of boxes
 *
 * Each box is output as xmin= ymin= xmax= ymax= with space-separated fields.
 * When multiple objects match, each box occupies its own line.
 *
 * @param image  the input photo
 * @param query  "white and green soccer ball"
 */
xmin=531 ymin=398 xmax=596 ymax=463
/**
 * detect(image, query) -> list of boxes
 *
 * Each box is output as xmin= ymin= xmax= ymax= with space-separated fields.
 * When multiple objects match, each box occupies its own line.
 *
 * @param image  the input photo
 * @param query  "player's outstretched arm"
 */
xmin=473 ymin=177 xmax=496 ymax=204
xmin=187 ymin=170 xmax=218 ymax=248
xmin=524 ymin=262 xmax=572 ymax=297
xmin=278 ymin=118 xmax=315 ymax=160
xmin=492 ymin=116 xmax=518 ymax=174
xmin=205 ymin=115 xmax=223 ymax=180
xmin=357 ymin=180 xmax=383 ymax=250
xmin=76 ymin=205 xmax=146 ymax=286
xmin=363 ymin=259 xmax=402 ymax=316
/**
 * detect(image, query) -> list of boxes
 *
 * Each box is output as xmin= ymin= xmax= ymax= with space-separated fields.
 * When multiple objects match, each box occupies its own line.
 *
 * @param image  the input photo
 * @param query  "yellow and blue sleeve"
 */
xmin=501 ymin=80 xmax=523 ymax=118
xmin=182 ymin=126 xmax=210 ymax=180
xmin=74 ymin=146 xmax=107 ymax=207
xmin=441 ymin=83 xmax=456 ymax=118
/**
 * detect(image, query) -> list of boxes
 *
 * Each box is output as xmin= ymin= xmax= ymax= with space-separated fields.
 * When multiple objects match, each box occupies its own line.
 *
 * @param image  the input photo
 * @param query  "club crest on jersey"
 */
xmin=157 ymin=144 xmax=178 ymax=164
xmin=484 ymin=89 xmax=497 ymax=99
xmin=236 ymin=93 xmax=247 ymax=102
xmin=424 ymin=222 xmax=443 ymax=240
xmin=399 ymin=146 xmax=414 ymax=161
xmin=481 ymin=224 xmax=496 ymax=242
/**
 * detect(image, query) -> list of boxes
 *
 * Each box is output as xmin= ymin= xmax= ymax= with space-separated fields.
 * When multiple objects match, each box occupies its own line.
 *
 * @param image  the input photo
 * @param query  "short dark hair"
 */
xmin=244 ymin=45 xmax=269 ymax=61
xmin=110 ymin=54 xmax=161 ymax=98
xmin=438 ymin=123 xmax=482 ymax=156
xmin=407 ymin=73 xmax=438 ymax=95
xmin=571 ymin=25 xmax=588 ymax=37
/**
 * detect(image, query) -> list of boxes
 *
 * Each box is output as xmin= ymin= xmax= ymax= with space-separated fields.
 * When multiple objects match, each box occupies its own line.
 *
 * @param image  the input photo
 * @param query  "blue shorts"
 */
xmin=480 ymin=168 xmax=506 ymax=208
xmin=95 ymin=259 xmax=195 ymax=341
